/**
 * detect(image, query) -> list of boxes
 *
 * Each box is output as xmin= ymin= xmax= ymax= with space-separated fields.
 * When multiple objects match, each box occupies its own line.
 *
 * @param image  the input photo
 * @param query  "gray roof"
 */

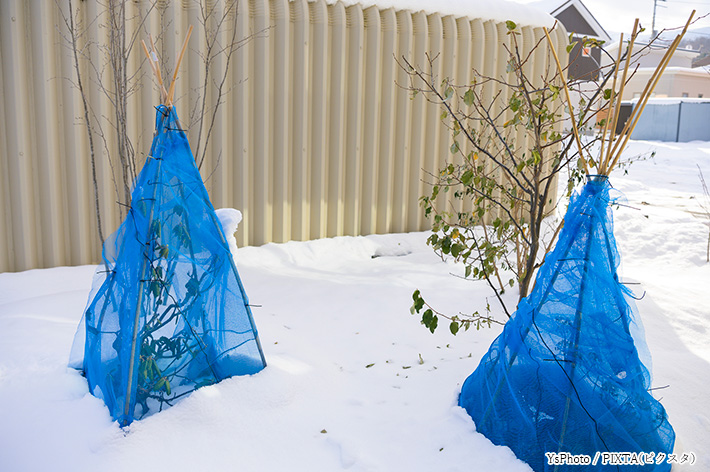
xmin=527 ymin=0 xmax=611 ymax=42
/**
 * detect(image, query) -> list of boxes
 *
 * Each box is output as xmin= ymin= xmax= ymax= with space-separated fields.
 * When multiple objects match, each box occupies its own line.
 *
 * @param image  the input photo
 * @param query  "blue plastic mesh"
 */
xmin=73 ymin=105 xmax=266 ymax=426
xmin=458 ymin=176 xmax=674 ymax=471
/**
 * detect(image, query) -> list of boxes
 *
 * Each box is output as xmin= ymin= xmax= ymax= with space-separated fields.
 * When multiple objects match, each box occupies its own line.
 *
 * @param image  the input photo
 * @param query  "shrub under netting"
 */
xmin=459 ymin=176 xmax=674 ymax=471
xmin=71 ymin=105 xmax=266 ymax=426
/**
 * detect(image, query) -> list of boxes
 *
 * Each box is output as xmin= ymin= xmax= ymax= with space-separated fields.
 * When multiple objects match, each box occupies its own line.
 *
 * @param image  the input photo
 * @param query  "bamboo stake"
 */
xmin=607 ymin=44 xmax=677 ymax=169
xmin=605 ymin=36 xmax=680 ymax=166
xmin=602 ymin=19 xmax=639 ymax=173
xmin=141 ymin=39 xmax=158 ymax=77
xmin=544 ymin=27 xmax=588 ymax=175
xmin=166 ymin=25 xmax=194 ymax=108
xmin=148 ymin=34 xmax=168 ymax=103
xmin=607 ymin=45 xmax=677 ymax=168
xmin=140 ymin=40 xmax=169 ymax=103
xmin=598 ymin=34 xmax=624 ymax=174
xmin=148 ymin=35 xmax=164 ymax=86
xmin=607 ymin=11 xmax=695 ymax=170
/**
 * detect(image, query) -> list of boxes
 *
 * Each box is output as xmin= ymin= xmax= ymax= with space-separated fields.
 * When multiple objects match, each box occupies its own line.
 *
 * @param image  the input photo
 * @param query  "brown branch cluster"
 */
xmin=402 ymin=19 xmax=662 ymax=325
xmin=58 ymin=0 xmax=255 ymax=242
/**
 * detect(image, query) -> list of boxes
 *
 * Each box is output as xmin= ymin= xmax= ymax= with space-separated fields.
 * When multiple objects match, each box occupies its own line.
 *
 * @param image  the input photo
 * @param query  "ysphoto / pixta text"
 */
xmin=545 ymin=451 xmax=697 ymax=466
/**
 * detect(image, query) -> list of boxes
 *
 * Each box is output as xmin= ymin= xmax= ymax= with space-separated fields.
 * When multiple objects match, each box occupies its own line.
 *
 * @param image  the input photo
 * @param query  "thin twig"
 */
xmin=63 ymin=0 xmax=105 ymax=245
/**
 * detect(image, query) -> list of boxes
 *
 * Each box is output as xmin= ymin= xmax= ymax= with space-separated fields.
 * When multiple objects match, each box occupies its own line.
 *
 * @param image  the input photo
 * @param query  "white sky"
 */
xmin=516 ymin=0 xmax=710 ymax=38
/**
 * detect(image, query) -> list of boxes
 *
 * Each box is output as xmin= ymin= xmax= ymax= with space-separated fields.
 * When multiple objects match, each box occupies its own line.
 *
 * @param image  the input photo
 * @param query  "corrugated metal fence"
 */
xmin=0 ymin=0 xmax=566 ymax=273
xmin=627 ymin=99 xmax=710 ymax=142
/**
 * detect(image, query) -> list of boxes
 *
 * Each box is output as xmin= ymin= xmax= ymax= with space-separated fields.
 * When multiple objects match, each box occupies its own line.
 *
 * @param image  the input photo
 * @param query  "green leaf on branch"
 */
xmin=450 ymin=321 xmax=460 ymax=335
xmin=411 ymin=289 xmax=425 ymax=315
xmin=414 ymin=297 xmax=424 ymax=312
xmin=444 ymin=86 xmax=454 ymax=101
xmin=509 ymin=95 xmax=521 ymax=112
xmin=441 ymin=237 xmax=451 ymax=254
xmin=532 ymin=149 xmax=541 ymax=165
xmin=463 ymin=88 xmax=475 ymax=106
xmin=421 ymin=308 xmax=438 ymax=333
xmin=422 ymin=308 xmax=432 ymax=323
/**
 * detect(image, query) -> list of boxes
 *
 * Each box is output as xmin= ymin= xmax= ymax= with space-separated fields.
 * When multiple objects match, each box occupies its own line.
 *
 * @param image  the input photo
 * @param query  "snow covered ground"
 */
xmin=0 ymin=140 xmax=708 ymax=471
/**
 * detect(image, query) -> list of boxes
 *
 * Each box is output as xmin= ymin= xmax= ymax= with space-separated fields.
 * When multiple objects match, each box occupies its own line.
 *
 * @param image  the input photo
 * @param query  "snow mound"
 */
xmin=216 ymin=208 xmax=243 ymax=258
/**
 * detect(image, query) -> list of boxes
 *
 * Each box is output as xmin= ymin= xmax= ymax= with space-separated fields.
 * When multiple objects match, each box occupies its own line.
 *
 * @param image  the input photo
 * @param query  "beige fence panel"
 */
xmin=0 ymin=0 xmax=565 ymax=272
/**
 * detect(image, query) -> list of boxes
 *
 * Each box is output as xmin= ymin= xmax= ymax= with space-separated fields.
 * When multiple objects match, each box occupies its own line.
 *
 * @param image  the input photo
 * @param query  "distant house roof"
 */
xmin=692 ymin=54 xmax=710 ymax=68
xmin=530 ymin=0 xmax=610 ymax=42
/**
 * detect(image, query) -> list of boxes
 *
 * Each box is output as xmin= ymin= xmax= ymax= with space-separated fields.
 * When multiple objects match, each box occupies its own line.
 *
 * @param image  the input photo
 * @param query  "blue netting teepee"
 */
xmin=71 ymin=104 xmax=266 ymax=426
xmin=458 ymin=176 xmax=674 ymax=471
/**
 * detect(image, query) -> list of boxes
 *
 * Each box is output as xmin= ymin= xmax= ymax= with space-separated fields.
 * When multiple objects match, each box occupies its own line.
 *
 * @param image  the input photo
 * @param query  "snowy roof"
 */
xmin=318 ymin=0 xmax=556 ymax=28
xmin=606 ymin=42 xmax=700 ymax=58
xmin=603 ymin=43 xmax=700 ymax=68
xmin=626 ymin=95 xmax=710 ymax=105
xmin=661 ymin=66 xmax=710 ymax=75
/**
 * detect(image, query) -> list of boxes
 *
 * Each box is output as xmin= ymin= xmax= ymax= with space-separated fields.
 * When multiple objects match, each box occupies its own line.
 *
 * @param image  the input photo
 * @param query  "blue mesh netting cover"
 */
xmin=71 ymin=105 xmax=266 ymax=426
xmin=458 ymin=176 xmax=674 ymax=471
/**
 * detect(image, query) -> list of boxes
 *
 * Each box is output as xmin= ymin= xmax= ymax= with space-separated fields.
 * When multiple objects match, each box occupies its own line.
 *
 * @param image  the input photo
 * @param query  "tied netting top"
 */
xmin=459 ymin=176 xmax=674 ymax=471
xmin=71 ymin=105 xmax=266 ymax=426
